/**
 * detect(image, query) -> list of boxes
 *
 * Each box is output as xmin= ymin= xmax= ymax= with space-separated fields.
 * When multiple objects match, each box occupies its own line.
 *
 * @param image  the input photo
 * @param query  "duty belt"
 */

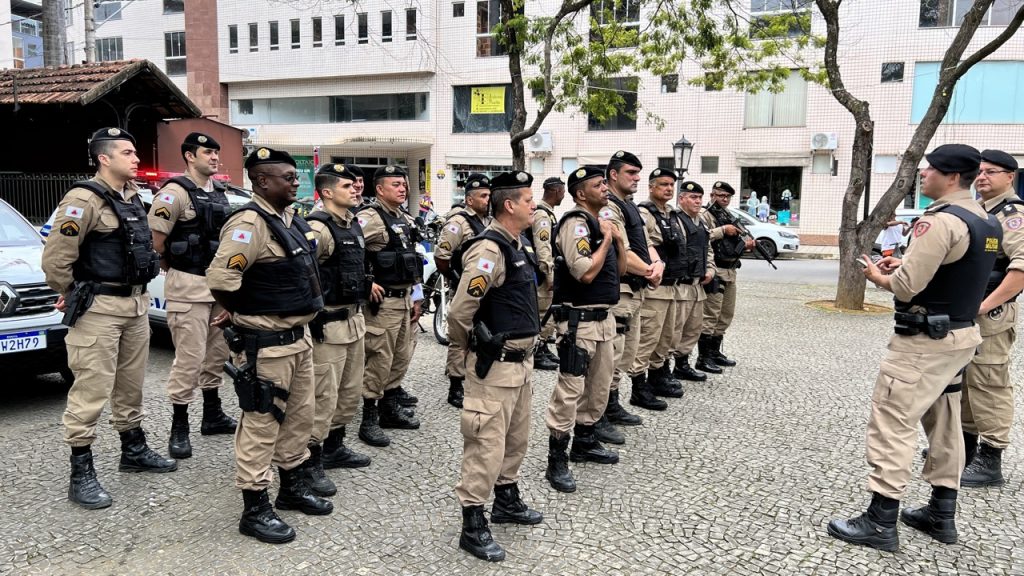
xmin=94 ymin=283 xmax=146 ymax=297
xmin=496 ymin=346 xmax=535 ymax=362
xmin=233 ymin=325 xmax=305 ymax=348
xmin=315 ymin=304 xmax=362 ymax=324
xmin=553 ymin=307 xmax=609 ymax=323
xmin=382 ymin=287 xmax=408 ymax=298
xmin=660 ymin=278 xmax=685 ymax=286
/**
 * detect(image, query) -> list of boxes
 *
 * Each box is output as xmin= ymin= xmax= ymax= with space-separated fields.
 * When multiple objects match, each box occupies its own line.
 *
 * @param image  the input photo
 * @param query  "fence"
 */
xmin=0 ymin=173 xmax=93 ymax=225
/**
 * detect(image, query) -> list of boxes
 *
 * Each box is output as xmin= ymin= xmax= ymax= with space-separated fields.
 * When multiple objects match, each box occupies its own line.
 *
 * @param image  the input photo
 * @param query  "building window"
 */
xmin=881 ymin=62 xmax=904 ymax=83
xmin=230 ymin=94 xmax=429 ymax=124
xmin=920 ymin=0 xmax=1019 ymax=27
xmin=313 ymin=17 xmax=323 ymax=47
xmin=381 ymin=11 xmax=393 ymax=42
xmin=268 ymin=21 xmax=277 ymax=51
xmin=453 ymin=84 xmax=513 ymax=133
xmin=453 ymin=2 xmax=465 ymax=17
xmin=358 ymin=13 xmax=368 ymax=44
xmin=590 ymin=0 xmax=640 ymax=48
xmin=238 ymin=99 xmax=254 ymax=115
xmin=661 ymin=74 xmax=678 ymax=93
xmin=406 ymin=8 xmax=417 ymax=40
xmin=744 ymin=70 xmax=807 ymax=128
xmin=163 ymin=0 xmax=184 ymax=14
xmin=95 ymin=37 xmax=123 ymax=61
xmin=229 ymin=25 xmax=238 ymax=54
xmin=94 ymin=1 xmax=121 ymax=22
xmin=749 ymin=0 xmax=812 ymax=39
xmin=64 ymin=41 xmax=75 ymax=63
xmin=164 ymin=31 xmax=186 ymax=76
xmin=335 ymin=15 xmax=345 ymax=46
xmin=874 ymin=155 xmax=899 ymax=174
xmin=587 ymin=77 xmax=638 ymax=131
xmin=64 ymin=0 xmax=74 ymax=25
xmin=701 ymin=156 xmax=720 ymax=173
xmin=330 ymin=93 xmax=430 ymax=122
xmin=291 ymin=19 xmax=300 ymax=49
xmin=658 ymin=157 xmax=675 ymax=171
xmin=249 ymin=23 xmax=259 ymax=52
xmin=476 ymin=0 xmax=508 ymax=57
xmin=912 ymin=61 xmax=1024 ymax=123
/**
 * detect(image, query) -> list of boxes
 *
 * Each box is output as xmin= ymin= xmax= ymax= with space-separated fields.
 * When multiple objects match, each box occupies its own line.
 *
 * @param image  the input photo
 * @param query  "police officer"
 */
xmin=207 ymin=147 xmax=331 ymax=544
xmin=450 ymin=170 xmax=544 ymax=562
xmin=435 ymin=173 xmax=493 ymax=408
xmin=300 ymin=164 xmax=374 ymax=498
xmin=630 ymin=169 xmax=687 ymax=410
xmin=602 ymin=151 xmax=660 ymax=438
xmin=698 ymin=181 xmax=753 ymax=372
xmin=544 ymin=165 xmax=627 ymax=493
xmin=347 ymin=164 xmax=367 ymax=205
xmin=43 ymin=127 xmax=175 ymax=510
xmin=148 ymin=132 xmax=236 ymax=460
xmin=960 ymin=150 xmax=1023 ymax=487
xmin=356 ymin=165 xmax=423 ymax=447
xmin=670 ymin=182 xmax=716 ymax=382
xmin=526 ymin=177 xmax=564 ymax=372
xmin=828 ymin=144 xmax=1000 ymax=551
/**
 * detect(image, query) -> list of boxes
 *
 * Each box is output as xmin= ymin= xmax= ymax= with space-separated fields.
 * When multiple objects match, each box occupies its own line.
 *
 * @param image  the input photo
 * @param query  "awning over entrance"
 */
xmin=735 ymin=152 xmax=811 ymax=168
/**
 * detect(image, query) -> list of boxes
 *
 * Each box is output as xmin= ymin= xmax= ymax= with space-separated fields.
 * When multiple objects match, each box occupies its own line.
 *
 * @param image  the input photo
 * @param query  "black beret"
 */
xmin=926 ymin=144 xmax=981 ymax=174
xmin=344 ymin=164 xmax=364 ymax=178
xmin=543 ymin=176 xmax=564 ymax=189
xmin=183 ymin=132 xmax=219 ymax=150
xmin=90 ymin=127 xmax=135 ymax=146
xmin=568 ymin=165 xmax=605 ymax=189
xmin=980 ymin=149 xmax=1018 ymax=172
xmin=490 ymin=171 xmax=533 ymax=191
xmin=373 ymin=165 xmax=408 ymax=180
xmin=244 ymin=147 xmax=296 ymax=170
xmin=678 ymin=181 xmax=705 ymax=195
xmin=464 ymin=173 xmax=491 ymax=191
xmin=317 ymin=163 xmax=356 ymax=182
xmin=649 ymin=168 xmax=678 ymax=182
xmin=608 ymin=150 xmax=642 ymax=170
xmin=712 ymin=181 xmax=736 ymax=195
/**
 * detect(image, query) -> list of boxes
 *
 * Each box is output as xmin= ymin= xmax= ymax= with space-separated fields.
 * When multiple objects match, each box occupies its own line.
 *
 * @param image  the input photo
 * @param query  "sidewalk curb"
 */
xmin=776 ymin=250 xmax=839 ymax=261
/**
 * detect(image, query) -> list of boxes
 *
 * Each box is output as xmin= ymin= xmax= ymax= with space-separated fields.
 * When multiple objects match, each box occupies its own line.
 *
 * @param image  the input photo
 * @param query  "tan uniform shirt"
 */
xmin=357 ymin=200 xmax=418 ymax=311
xmin=147 ymin=175 xmax=217 ymax=303
xmin=309 ymin=208 xmax=367 ymax=345
xmin=41 ymin=175 xmax=149 ymax=317
xmin=531 ymin=201 xmax=557 ymax=282
xmin=976 ymin=190 xmax=1024 ymax=335
xmin=677 ymin=211 xmax=716 ymax=302
xmin=700 ymin=207 xmax=738 ymax=283
xmin=434 ymin=208 xmax=491 ymax=261
xmin=556 ymin=212 xmax=618 ymax=341
xmin=639 ymin=202 xmax=678 ymax=301
xmin=206 ymin=194 xmax=315 ymax=357
xmin=600 ymin=194 xmax=653 ymax=294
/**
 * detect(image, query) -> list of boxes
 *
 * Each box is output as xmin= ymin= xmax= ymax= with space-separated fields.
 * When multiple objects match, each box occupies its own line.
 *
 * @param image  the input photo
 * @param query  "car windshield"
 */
xmin=0 ymin=203 xmax=42 ymax=247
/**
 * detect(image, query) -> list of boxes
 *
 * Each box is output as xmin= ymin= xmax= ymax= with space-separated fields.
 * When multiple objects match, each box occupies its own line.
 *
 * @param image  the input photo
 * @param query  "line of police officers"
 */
xmin=43 ymin=132 xmax=1019 ymax=557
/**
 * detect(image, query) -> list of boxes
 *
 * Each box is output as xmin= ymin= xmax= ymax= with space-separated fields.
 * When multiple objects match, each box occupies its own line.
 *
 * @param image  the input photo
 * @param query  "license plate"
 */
xmin=0 ymin=330 xmax=47 ymax=354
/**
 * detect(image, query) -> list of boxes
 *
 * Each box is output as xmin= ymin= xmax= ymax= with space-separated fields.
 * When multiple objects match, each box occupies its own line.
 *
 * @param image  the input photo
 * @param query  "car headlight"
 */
xmin=778 ymin=232 xmax=798 ymax=239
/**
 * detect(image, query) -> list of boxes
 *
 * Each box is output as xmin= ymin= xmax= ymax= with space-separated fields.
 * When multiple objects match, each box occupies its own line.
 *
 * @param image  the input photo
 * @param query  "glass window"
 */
xmin=164 ymin=31 xmax=186 ymax=76
xmin=330 ymin=93 xmax=430 ymax=122
xmin=313 ymin=17 xmax=323 ymax=47
xmin=911 ymin=61 xmax=1024 ymax=123
xmin=874 ymin=155 xmax=899 ymax=174
xmin=749 ymin=0 xmax=812 ymax=38
xmin=661 ymin=74 xmax=678 ymax=93
xmin=64 ymin=0 xmax=74 ymax=25
xmin=64 ymin=41 xmax=75 ymax=63
xmin=453 ymin=2 xmax=465 ymax=17
xmin=250 ymin=23 xmax=260 ymax=52
xmin=453 ymin=84 xmax=513 ymax=132
xmin=476 ymin=0 xmax=508 ymax=57
xmin=335 ymin=15 xmax=345 ymax=45
xmin=95 ymin=37 xmax=123 ymax=62
xmin=587 ymin=77 xmax=638 ymax=131
xmin=95 ymin=1 xmax=121 ymax=22
xmin=701 ymin=156 xmax=720 ymax=173
xmin=744 ymin=70 xmax=807 ymax=128
xmin=920 ymin=0 xmax=1018 ymax=27
xmin=358 ymin=13 xmax=368 ymax=44
xmin=561 ymin=158 xmax=579 ymax=174
xmin=658 ymin=157 xmax=676 ymax=171
xmin=163 ymin=0 xmax=184 ymax=14
xmin=269 ymin=21 xmax=278 ymax=50
xmin=382 ymin=11 xmax=392 ymax=42
xmin=590 ymin=0 xmax=640 ymax=48
xmin=406 ymin=8 xmax=417 ymax=40
xmin=881 ymin=62 xmax=904 ymax=82
xmin=291 ymin=19 xmax=300 ymax=48
xmin=228 ymin=25 xmax=238 ymax=54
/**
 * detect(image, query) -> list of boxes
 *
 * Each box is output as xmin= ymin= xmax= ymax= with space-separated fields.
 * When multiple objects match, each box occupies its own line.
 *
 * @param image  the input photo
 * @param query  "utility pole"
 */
xmin=84 ymin=0 xmax=96 ymax=62
xmin=42 ymin=0 xmax=66 ymax=66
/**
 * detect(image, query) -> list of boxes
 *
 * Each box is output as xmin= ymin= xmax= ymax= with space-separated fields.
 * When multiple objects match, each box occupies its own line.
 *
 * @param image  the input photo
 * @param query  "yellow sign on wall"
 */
xmin=471 ymin=86 xmax=505 ymax=114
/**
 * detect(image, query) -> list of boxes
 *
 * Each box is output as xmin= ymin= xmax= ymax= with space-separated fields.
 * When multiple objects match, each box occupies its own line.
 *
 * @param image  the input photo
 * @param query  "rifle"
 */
xmin=709 ymin=203 xmax=778 ymax=270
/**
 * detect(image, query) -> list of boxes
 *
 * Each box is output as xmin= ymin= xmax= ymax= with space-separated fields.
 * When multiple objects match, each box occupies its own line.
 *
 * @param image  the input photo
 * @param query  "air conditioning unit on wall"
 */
xmin=811 ymin=132 xmax=839 ymax=151
xmin=526 ymin=130 xmax=553 ymax=154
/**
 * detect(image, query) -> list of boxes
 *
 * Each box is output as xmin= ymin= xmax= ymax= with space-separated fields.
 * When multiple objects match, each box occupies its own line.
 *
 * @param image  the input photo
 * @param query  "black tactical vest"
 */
xmin=706 ymin=204 xmax=746 ymax=269
xmin=676 ymin=211 xmax=709 ymax=281
xmin=465 ymin=229 xmax=541 ymax=337
xmin=164 ymin=176 xmax=231 ymax=275
xmin=307 ymin=210 xmax=368 ymax=306
xmin=71 ymin=181 xmax=161 ymax=285
xmin=897 ymin=204 xmax=1001 ymax=322
xmin=607 ymin=194 xmax=652 ymax=289
xmin=639 ymin=202 xmax=688 ymax=282
xmin=448 ymin=209 xmax=488 ymax=268
xmin=231 ymin=203 xmax=324 ymax=317
xmin=552 ymin=209 xmax=619 ymax=306
xmin=985 ymin=198 xmax=1024 ymax=298
xmin=358 ymin=204 xmax=423 ymax=286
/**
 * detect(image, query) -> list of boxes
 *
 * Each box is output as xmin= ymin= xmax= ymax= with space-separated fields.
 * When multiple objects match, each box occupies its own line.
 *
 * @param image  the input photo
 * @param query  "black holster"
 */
xmin=222 ymin=325 xmax=290 ymax=423
xmin=470 ymin=322 xmax=506 ymax=379
xmin=61 ymin=281 xmax=96 ymax=327
xmin=557 ymin=310 xmax=590 ymax=377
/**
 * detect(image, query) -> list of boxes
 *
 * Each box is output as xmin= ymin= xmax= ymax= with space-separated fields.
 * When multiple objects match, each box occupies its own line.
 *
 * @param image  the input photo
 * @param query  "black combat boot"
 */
xmin=963 ymin=431 xmax=979 ymax=469
xmin=629 ymin=373 xmax=668 ymax=411
xmin=672 ymin=355 xmax=708 ymax=382
xmin=448 ymin=376 xmax=465 ymax=409
xmin=961 ymin=443 xmax=1005 ymax=487
xmin=594 ymin=414 xmax=625 ymax=445
xmin=459 ymin=505 xmax=505 ymax=562
xmin=491 ymin=482 xmax=544 ymax=525
xmin=545 ymin=434 xmax=576 ymax=493
xmin=900 ymin=486 xmax=958 ymax=543
xmin=68 ymin=448 xmax=112 ymax=509
xmin=239 ymin=489 xmax=295 ymax=544
xmin=200 ymin=388 xmax=237 ymax=435
xmin=827 ymin=492 xmax=900 ymax=552
xmin=533 ymin=343 xmax=559 ymax=371
xmin=379 ymin=393 xmax=421 ymax=429
xmin=275 ymin=466 xmax=334 ymax=515
xmin=168 ymin=403 xmax=192 ymax=459
xmin=710 ymin=335 xmax=737 ymax=367
xmin=301 ymin=443 xmax=337 ymax=497
xmin=570 ymin=423 xmax=620 ymax=464
xmin=605 ymin=389 xmax=642 ymax=426
xmin=358 ymin=400 xmax=391 ymax=447
xmin=391 ymin=386 xmax=418 ymax=407
xmin=322 ymin=426 xmax=371 ymax=468
xmin=695 ymin=334 xmax=723 ymax=374
xmin=648 ymin=365 xmax=684 ymax=398
xmin=118 ymin=428 xmax=178 ymax=473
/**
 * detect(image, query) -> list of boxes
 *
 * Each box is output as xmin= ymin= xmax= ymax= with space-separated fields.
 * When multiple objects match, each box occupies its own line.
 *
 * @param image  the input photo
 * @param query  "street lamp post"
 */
xmin=673 ymin=135 xmax=694 ymax=177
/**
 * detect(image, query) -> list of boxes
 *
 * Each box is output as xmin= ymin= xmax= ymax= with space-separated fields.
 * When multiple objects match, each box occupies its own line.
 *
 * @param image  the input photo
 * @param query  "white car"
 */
xmin=727 ymin=208 xmax=801 ymax=259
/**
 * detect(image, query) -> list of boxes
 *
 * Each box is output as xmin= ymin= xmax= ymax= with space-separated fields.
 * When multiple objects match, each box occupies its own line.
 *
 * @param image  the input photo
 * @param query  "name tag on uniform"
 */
xmin=232 ymin=229 xmax=253 ymax=244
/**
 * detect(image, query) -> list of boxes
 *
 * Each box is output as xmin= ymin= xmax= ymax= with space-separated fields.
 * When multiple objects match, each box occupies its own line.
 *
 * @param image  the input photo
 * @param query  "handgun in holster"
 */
xmin=556 ymin=309 xmax=590 ymax=377
xmin=470 ymin=321 xmax=506 ymax=379
xmin=61 ymin=281 xmax=96 ymax=328
xmin=222 ymin=325 xmax=289 ymax=423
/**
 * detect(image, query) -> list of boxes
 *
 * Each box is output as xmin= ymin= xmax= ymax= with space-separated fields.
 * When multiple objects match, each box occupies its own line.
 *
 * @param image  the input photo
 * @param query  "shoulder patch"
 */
xmin=438 ymin=240 xmax=452 ymax=251
xmin=154 ymin=206 xmax=171 ymax=220
xmin=576 ymin=237 xmax=591 ymax=256
xmin=573 ymin=224 xmax=588 ymax=238
xmin=467 ymin=275 xmax=488 ymax=298
xmin=1005 ymin=216 xmax=1023 ymax=231
xmin=477 ymin=258 xmax=495 ymax=273
xmin=539 ymin=219 xmax=550 ymax=228
xmin=599 ymin=207 xmax=614 ymax=220
xmin=158 ymin=193 xmax=175 ymax=205
xmin=447 ymin=223 xmax=460 ymax=234
xmin=913 ymin=221 xmax=931 ymax=238
xmin=59 ymin=221 xmax=80 ymax=236
xmin=227 ymin=254 xmax=248 ymax=271
xmin=65 ymin=206 xmax=85 ymax=219
xmin=231 ymin=229 xmax=253 ymax=244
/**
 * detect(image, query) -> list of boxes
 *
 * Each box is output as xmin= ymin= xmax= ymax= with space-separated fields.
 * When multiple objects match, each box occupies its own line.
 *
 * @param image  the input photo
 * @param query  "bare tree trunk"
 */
xmin=42 ymin=0 xmax=66 ymax=67
xmin=501 ymin=0 xmax=528 ymax=170
xmin=84 ymin=0 xmax=96 ymax=63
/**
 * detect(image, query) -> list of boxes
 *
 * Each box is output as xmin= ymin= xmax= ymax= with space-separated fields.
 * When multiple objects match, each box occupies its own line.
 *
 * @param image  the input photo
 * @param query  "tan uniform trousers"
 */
xmin=866 ymin=343 xmax=976 ymax=499
xmin=363 ymin=296 xmax=413 ymax=399
xmin=63 ymin=307 xmax=150 ymax=446
xmin=312 ymin=338 xmax=365 ymax=443
xmin=538 ymin=281 xmax=555 ymax=343
xmin=446 ymin=335 xmax=467 ymax=379
xmin=234 ymin=345 xmax=315 ymax=490
xmin=631 ymin=294 xmax=677 ymax=374
xmin=702 ymin=274 xmax=737 ymax=336
xmin=674 ymin=295 xmax=704 ymax=358
xmin=610 ymin=289 xmax=643 ymax=391
xmin=165 ymin=301 xmax=229 ymax=405
xmin=962 ymin=304 xmax=1017 ymax=449
xmin=546 ymin=318 xmax=616 ymax=435
xmin=455 ymin=351 xmax=533 ymax=506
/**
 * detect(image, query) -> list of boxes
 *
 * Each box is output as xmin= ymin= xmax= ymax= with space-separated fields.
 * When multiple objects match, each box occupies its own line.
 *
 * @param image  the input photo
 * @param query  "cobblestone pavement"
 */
xmin=2 ymin=279 xmax=1022 ymax=576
